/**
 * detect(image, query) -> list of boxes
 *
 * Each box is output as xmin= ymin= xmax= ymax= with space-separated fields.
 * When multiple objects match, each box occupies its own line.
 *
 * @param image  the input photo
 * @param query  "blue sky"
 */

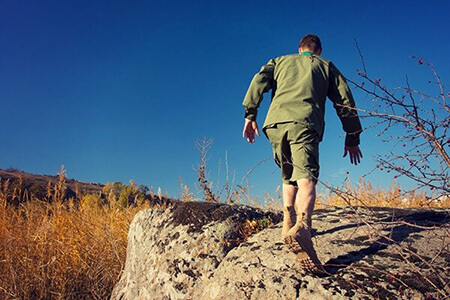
xmin=1 ymin=0 xmax=449 ymax=201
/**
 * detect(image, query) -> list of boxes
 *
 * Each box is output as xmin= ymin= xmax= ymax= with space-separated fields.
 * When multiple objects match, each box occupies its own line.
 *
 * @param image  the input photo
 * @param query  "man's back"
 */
xmin=243 ymin=52 xmax=361 ymax=143
xmin=263 ymin=54 xmax=330 ymax=138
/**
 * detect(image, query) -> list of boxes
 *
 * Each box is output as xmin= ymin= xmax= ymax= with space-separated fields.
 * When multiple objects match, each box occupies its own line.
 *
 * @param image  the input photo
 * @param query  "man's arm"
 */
xmin=242 ymin=59 xmax=275 ymax=122
xmin=327 ymin=62 xmax=363 ymax=165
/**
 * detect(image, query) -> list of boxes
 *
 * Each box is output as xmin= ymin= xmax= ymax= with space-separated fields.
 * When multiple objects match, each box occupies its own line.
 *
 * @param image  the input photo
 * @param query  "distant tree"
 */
xmin=102 ymin=180 xmax=148 ymax=208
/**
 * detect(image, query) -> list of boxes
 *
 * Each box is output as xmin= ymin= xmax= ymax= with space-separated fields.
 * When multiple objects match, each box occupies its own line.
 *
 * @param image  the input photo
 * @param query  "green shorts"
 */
xmin=264 ymin=122 xmax=320 ymax=186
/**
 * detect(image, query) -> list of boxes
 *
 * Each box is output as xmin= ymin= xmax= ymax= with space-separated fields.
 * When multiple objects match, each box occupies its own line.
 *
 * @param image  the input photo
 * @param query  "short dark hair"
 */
xmin=299 ymin=34 xmax=322 ymax=52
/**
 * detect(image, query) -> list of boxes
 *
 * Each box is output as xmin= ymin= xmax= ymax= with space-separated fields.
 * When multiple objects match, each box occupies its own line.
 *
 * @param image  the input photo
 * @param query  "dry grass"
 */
xmin=318 ymin=178 xmax=450 ymax=209
xmin=257 ymin=178 xmax=450 ymax=211
xmin=0 ymin=191 xmax=150 ymax=299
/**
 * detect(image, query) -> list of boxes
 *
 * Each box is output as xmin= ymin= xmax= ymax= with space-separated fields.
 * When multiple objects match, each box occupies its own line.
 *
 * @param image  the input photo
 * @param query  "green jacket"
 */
xmin=242 ymin=52 xmax=362 ymax=146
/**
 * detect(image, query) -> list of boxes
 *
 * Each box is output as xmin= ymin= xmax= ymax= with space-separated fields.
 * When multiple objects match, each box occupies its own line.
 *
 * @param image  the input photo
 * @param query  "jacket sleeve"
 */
xmin=327 ymin=61 xmax=363 ymax=146
xmin=242 ymin=59 xmax=275 ymax=121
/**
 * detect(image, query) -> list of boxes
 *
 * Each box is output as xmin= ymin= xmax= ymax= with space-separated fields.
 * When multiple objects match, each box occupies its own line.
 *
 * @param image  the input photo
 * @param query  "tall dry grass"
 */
xmin=0 ymin=190 xmax=149 ymax=299
xmin=321 ymin=178 xmax=450 ymax=208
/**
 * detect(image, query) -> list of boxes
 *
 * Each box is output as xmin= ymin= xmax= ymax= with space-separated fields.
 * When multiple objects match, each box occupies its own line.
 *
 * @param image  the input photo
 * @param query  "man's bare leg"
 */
xmin=281 ymin=183 xmax=298 ymax=239
xmin=294 ymin=179 xmax=316 ymax=229
xmin=284 ymin=178 xmax=324 ymax=272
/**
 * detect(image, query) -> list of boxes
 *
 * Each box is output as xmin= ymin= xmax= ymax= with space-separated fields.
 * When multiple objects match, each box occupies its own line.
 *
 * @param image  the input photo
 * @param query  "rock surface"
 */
xmin=112 ymin=202 xmax=449 ymax=300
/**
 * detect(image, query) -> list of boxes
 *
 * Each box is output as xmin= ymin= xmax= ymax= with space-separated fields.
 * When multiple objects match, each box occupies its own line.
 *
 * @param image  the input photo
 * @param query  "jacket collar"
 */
xmin=300 ymin=51 xmax=314 ymax=56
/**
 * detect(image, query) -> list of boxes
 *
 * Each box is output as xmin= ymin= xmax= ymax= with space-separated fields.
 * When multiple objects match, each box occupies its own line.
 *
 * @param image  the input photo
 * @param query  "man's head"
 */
xmin=298 ymin=34 xmax=322 ymax=55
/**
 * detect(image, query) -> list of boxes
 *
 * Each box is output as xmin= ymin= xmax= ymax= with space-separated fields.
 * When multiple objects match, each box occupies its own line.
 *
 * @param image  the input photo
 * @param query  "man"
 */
xmin=242 ymin=34 xmax=363 ymax=273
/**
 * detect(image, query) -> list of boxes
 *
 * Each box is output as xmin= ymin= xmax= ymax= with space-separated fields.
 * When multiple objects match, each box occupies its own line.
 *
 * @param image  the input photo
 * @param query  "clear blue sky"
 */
xmin=1 ymin=0 xmax=449 ymax=201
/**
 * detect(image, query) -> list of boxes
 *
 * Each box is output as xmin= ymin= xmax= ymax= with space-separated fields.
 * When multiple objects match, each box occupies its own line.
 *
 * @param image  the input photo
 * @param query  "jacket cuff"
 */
xmin=244 ymin=108 xmax=257 ymax=121
xmin=345 ymin=132 xmax=361 ymax=147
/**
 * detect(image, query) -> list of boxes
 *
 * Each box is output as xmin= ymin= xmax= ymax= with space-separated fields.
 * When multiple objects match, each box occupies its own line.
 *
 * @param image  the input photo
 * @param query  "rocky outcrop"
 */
xmin=111 ymin=201 xmax=281 ymax=300
xmin=112 ymin=202 xmax=449 ymax=300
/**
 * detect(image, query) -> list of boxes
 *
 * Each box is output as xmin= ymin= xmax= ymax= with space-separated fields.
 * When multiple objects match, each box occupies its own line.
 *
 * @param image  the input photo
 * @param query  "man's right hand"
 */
xmin=343 ymin=145 xmax=363 ymax=165
xmin=242 ymin=118 xmax=260 ymax=144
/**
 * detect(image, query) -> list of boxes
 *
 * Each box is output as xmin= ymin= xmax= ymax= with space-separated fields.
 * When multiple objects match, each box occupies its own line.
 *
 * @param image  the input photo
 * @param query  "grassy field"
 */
xmin=0 ymin=196 xmax=145 ymax=299
xmin=0 ymin=175 xmax=448 ymax=299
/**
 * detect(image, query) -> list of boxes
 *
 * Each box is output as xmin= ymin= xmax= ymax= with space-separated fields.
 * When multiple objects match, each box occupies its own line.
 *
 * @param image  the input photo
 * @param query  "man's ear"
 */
xmin=316 ymin=49 xmax=322 ymax=56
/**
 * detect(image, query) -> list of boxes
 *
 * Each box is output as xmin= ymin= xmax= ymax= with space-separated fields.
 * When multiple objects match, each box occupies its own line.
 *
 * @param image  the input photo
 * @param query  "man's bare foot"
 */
xmin=284 ymin=219 xmax=323 ymax=273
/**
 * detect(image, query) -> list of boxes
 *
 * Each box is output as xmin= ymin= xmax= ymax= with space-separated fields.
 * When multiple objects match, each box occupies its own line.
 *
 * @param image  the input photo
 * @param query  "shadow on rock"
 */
xmin=324 ymin=210 xmax=449 ymax=274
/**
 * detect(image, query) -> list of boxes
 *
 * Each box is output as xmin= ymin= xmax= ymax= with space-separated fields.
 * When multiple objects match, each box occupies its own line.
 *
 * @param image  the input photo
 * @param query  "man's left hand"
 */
xmin=343 ymin=145 xmax=363 ymax=165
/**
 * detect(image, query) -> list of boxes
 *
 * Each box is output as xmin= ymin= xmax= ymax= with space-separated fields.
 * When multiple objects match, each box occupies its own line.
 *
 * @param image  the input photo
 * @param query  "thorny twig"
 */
xmin=194 ymin=137 xmax=217 ymax=202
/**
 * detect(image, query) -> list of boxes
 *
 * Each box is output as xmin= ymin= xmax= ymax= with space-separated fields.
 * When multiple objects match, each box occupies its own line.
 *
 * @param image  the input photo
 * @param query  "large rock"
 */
xmin=112 ymin=202 xmax=449 ymax=300
xmin=111 ymin=201 xmax=281 ymax=300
